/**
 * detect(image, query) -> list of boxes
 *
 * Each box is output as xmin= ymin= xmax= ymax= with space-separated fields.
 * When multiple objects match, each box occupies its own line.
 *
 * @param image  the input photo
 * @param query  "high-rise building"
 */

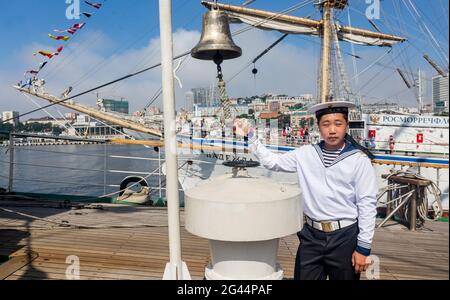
xmin=207 ymin=85 xmax=219 ymax=107
xmin=97 ymin=98 xmax=129 ymax=114
xmin=432 ymin=74 xmax=449 ymax=114
xmin=191 ymin=88 xmax=209 ymax=107
xmin=2 ymin=111 xmax=20 ymax=126
xmin=189 ymin=86 xmax=220 ymax=108
xmin=185 ymin=91 xmax=194 ymax=112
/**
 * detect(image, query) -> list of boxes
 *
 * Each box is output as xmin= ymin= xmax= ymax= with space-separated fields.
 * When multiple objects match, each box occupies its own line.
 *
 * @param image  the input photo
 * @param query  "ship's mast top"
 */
xmin=317 ymin=0 xmax=348 ymax=10
xmin=318 ymin=0 xmax=348 ymax=103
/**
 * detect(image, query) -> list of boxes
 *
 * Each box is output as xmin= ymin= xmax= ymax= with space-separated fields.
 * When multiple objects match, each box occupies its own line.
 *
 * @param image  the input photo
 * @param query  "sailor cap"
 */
xmin=308 ymin=101 xmax=356 ymax=118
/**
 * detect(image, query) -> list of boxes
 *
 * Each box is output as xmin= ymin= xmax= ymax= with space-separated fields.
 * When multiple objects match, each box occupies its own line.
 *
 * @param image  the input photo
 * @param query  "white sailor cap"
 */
xmin=308 ymin=101 xmax=355 ymax=118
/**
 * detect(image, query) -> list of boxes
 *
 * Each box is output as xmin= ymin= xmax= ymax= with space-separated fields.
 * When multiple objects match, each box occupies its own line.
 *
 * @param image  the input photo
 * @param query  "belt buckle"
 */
xmin=321 ymin=222 xmax=333 ymax=232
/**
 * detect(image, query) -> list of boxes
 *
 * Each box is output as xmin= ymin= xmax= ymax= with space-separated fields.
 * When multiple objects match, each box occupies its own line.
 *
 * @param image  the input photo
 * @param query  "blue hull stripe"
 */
xmin=179 ymin=137 xmax=449 ymax=167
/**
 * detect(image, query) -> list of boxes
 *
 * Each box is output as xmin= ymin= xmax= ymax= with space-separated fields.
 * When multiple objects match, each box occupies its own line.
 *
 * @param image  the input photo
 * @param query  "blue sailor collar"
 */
xmin=313 ymin=140 xmax=361 ymax=168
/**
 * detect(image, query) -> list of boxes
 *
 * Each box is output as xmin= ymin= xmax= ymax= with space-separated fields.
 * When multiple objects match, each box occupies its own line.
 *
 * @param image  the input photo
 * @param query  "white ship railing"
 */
xmin=0 ymin=132 xmax=186 ymax=200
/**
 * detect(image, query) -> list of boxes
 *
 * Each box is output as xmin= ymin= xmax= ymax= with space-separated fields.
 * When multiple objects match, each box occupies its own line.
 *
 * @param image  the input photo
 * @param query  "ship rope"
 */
xmin=20 ymin=92 xmax=83 ymax=138
xmin=377 ymin=169 xmax=443 ymax=229
xmin=402 ymin=0 xmax=449 ymax=66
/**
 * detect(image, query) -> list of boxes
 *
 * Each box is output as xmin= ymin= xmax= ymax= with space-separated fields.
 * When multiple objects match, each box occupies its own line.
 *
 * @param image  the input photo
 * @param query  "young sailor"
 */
xmin=234 ymin=101 xmax=377 ymax=280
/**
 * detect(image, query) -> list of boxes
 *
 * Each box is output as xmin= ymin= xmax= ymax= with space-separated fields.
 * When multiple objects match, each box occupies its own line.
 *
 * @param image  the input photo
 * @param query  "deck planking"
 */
xmin=0 ymin=202 xmax=447 ymax=280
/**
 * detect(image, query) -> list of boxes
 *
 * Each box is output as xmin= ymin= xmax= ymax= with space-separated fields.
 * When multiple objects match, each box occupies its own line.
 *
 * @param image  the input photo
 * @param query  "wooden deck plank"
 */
xmin=0 ymin=205 xmax=447 ymax=280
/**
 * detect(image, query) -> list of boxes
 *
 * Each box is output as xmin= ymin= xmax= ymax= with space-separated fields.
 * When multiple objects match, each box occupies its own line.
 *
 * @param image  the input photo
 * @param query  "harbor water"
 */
xmin=0 ymin=144 xmax=163 ymax=198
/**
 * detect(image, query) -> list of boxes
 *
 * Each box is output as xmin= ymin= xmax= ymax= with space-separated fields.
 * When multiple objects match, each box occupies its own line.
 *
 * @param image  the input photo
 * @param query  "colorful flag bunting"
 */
xmin=71 ymin=22 xmax=86 ymax=30
xmin=48 ymin=34 xmax=70 ymax=41
xmin=32 ymin=47 xmax=63 ymax=59
xmin=21 ymin=0 xmax=105 ymax=84
xmin=54 ymin=28 xmax=77 ymax=35
xmin=81 ymin=12 xmax=93 ymax=18
xmin=24 ymin=70 xmax=39 ymax=76
xmin=84 ymin=1 xmax=102 ymax=9
xmin=33 ymin=51 xmax=54 ymax=59
xmin=39 ymin=61 xmax=48 ymax=70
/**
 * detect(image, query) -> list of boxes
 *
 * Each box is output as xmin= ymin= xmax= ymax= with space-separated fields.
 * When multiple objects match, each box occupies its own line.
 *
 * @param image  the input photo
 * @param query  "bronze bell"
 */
xmin=191 ymin=9 xmax=242 ymax=63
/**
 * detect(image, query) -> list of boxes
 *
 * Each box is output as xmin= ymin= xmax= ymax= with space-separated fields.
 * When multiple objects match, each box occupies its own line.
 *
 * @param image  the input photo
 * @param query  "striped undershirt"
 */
xmin=322 ymin=145 xmax=345 ymax=167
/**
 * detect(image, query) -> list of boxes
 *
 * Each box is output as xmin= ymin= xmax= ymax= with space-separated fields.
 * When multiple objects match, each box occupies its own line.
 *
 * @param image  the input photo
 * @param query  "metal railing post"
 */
xmin=158 ymin=148 xmax=162 ymax=198
xmin=103 ymin=143 xmax=107 ymax=195
xmin=8 ymin=132 xmax=14 ymax=192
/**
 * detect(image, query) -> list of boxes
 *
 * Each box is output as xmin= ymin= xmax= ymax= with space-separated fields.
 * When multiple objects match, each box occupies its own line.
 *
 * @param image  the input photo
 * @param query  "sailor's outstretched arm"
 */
xmin=353 ymin=154 xmax=378 ymax=256
xmin=234 ymin=119 xmax=298 ymax=173
xmin=248 ymin=136 xmax=298 ymax=172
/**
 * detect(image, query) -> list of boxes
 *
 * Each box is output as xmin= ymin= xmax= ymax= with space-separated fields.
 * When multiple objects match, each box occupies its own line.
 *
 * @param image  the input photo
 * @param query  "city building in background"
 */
xmin=1 ymin=111 xmax=20 ymax=126
xmin=97 ymin=98 xmax=129 ymax=114
xmin=25 ymin=116 xmax=67 ymax=128
xmin=68 ymin=114 xmax=126 ymax=139
xmin=186 ymin=86 xmax=220 ymax=112
xmin=432 ymin=74 xmax=449 ymax=114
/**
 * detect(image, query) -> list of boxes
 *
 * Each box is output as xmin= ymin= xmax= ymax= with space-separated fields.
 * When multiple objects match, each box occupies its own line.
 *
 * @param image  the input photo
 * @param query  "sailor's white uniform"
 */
xmin=249 ymin=138 xmax=378 ymax=255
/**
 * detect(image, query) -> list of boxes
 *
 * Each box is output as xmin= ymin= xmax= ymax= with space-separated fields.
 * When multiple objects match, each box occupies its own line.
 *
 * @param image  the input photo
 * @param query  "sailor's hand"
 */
xmin=352 ymin=251 xmax=372 ymax=273
xmin=233 ymin=118 xmax=253 ymax=137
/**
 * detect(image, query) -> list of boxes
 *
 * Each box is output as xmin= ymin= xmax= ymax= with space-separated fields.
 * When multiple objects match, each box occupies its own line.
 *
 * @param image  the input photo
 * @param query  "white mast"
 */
xmin=417 ymin=69 xmax=423 ymax=114
xmin=159 ymin=0 xmax=191 ymax=280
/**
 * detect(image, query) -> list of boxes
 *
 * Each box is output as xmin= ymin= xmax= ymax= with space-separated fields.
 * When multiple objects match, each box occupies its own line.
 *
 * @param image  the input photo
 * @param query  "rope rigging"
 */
xmin=377 ymin=169 xmax=443 ymax=230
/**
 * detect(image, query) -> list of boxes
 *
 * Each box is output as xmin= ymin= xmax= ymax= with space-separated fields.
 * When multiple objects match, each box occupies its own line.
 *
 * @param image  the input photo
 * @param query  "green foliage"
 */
xmin=0 ymin=122 xmax=64 ymax=141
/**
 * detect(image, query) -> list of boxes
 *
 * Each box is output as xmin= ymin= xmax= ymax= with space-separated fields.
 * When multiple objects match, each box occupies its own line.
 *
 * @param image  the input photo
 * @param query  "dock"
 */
xmin=0 ymin=201 xmax=448 ymax=280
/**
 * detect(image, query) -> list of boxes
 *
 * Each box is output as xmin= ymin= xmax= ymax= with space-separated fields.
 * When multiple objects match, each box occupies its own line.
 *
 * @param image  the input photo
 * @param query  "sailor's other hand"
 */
xmin=352 ymin=251 xmax=372 ymax=273
xmin=233 ymin=118 xmax=252 ymax=137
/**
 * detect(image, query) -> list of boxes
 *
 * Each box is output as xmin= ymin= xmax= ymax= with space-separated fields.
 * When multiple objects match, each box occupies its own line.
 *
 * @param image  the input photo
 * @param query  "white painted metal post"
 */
xmin=103 ymin=143 xmax=107 ymax=195
xmin=418 ymin=69 xmax=423 ymax=114
xmin=159 ymin=0 xmax=190 ymax=280
xmin=8 ymin=132 xmax=14 ymax=193
xmin=158 ymin=148 xmax=162 ymax=198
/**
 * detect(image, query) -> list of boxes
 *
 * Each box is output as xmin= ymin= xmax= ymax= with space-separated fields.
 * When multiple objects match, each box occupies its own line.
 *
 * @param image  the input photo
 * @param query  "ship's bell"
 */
xmin=191 ymin=9 xmax=242 ymax=63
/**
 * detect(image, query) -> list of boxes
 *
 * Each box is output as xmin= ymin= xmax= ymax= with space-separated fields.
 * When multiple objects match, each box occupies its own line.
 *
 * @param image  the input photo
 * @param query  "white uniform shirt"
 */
xmin=249 ymin=138 xmax=378 ymax=253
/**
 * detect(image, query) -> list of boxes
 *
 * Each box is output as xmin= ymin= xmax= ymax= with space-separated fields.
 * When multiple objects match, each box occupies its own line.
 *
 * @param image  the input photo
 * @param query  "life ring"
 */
xmin=117 ymin=176 xmax=151 ymax=204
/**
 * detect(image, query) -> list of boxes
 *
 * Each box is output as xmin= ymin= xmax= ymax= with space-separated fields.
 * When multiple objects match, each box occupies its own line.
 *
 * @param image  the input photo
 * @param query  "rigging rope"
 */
xmin=402 ymin=0 xmax=449 ymax=66
xmin=379 ymin=169 xmax=443 ymax=228
xmin=20 ymin=92 xmax=82 ymax=138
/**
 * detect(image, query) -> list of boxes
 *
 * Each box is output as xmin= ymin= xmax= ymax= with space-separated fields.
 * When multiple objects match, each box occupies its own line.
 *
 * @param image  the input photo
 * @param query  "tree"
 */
xmin=292 ymin=103 xmax=304 ymax=110
xmin=0 ymin=123 xmax=13 ymax=141
xmin=52 ymin=126 xmax=63 ymax=135
xmin=282 ymin=114 xmax=291 ymax=126
xmin=237 ymin=114 xmax=249 ymax=119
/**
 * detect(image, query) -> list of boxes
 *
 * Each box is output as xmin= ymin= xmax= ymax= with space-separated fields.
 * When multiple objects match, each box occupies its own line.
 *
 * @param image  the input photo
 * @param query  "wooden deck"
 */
xmin=0 ymin=201 xmax=448 ymax=280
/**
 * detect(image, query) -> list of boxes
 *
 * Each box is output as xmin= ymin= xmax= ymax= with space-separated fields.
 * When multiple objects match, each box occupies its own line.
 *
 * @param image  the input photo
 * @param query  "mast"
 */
xmin=424 ymin=54 xmax=448 ymax=78
xmin=14 ymin=86 xmax=163 ymax=137
xmin=201 ymin=1 xmax=405 ymax=43
xmin=320 ymin=1 xmax=332 ymax=103
xmin=319 ymin=1 xmax=350 ymax=103
xmin=417 ymin=69 xmax=423 ymax=114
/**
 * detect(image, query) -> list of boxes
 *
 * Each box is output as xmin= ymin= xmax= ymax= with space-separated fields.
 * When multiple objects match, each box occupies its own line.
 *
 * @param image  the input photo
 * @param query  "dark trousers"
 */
xmin=294 ymin=222 xmax=360 ymax=280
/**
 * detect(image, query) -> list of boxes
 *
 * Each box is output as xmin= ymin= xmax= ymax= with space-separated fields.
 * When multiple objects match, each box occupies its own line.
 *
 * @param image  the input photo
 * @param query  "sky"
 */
xmin=0 ymin=0 xmax=448 ymax=119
